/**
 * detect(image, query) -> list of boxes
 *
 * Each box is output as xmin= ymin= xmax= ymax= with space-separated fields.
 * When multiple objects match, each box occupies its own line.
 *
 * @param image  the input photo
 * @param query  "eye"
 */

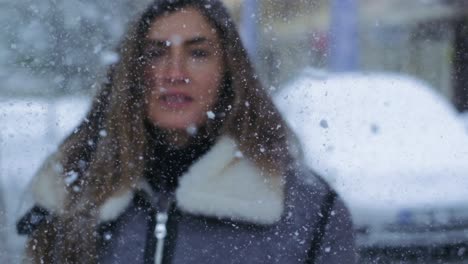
xmin=145 ymin=49 xmax=165 ymax=60
xmin=191 ymin=49 xmax=209 ymax=58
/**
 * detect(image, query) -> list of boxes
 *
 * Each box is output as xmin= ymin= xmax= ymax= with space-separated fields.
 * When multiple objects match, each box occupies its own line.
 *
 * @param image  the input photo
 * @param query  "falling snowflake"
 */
xmin=206 ymin=111 xmax=215 ymax=119
xmin=65 ymin=171 xmax=79 ymax=186
xmin=99 ymin=129 xmax=108 ymax=137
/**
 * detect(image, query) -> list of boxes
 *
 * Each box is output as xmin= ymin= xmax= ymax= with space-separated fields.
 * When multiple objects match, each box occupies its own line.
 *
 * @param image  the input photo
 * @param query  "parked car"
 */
xmin=274 ymin=70 xmax=468 ymax=262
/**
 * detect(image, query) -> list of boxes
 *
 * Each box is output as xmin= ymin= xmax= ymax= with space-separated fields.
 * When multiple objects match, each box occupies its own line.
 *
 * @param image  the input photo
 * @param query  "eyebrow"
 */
xmin=185 ymin=37 xmax=208 ymax=45
xmin=146 ymin=36 xmax=211 ymax=48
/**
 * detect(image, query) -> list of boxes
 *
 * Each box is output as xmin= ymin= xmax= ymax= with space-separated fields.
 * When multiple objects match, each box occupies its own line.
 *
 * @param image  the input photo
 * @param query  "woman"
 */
xmin=17 ymin=0 xmax=356 ymax=263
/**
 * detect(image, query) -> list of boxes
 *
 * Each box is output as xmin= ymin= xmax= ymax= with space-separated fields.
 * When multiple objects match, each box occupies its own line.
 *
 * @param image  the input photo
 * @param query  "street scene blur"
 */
xmin=1 ymin=0 xmax=468 ymax=263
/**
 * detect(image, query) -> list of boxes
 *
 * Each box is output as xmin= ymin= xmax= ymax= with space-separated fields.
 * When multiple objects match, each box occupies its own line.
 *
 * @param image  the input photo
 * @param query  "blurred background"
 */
xmin=1 ymin=0 xmax=468 ymax=263
xmin=2 ymin=0 xmax=468 ymax=108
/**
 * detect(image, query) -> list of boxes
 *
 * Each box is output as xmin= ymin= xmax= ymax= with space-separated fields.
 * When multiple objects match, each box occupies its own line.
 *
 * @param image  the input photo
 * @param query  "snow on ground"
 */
xmin=0 ymin=96 xmax=91 ymax=261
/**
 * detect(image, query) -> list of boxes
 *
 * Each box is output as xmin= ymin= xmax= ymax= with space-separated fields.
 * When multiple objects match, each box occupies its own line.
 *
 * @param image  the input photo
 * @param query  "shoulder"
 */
xmin=285 ymin=163 xmax=357 ymax=263
xmin=284 ymin=162 xmax=355 ymax=238
xmin=285 ymin=163 xmax=335 ymax=206
xmin=286 ymin=163 xmax=353 ymax=225
xmin=17 ymin=151 xmax=137 ymax=231
xmin=27 ymin=152 xmax=68 ymax=214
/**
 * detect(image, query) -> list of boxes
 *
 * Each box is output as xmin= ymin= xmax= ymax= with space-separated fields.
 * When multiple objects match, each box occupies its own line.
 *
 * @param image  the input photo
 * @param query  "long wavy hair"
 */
xmin=27 ymin=0 xmax=300 ymax=263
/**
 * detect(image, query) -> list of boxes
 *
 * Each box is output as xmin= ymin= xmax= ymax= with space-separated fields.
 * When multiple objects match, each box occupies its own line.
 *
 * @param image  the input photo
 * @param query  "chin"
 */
xmin=155 ymin=117 xmax=203 ymax=131
xmin=148 ymin=108 xmax=209 ymax=130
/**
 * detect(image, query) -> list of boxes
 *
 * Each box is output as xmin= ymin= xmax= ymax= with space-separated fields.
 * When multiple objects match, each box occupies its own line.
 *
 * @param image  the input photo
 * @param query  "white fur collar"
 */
xmin=26 ymin=136 xmax=285 ymax=225
xmin=175 ymin=137 xmax=285 ymax=225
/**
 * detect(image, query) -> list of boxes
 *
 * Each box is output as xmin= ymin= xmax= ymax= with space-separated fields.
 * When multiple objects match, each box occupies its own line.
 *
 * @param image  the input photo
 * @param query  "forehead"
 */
xmin=147 ymin=7 xmax=218 ymax=42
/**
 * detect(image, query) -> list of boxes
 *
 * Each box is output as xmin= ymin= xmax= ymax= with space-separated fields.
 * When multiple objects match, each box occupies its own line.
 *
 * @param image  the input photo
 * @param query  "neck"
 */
xmin=146 ymin=118 xmax=223 ymax=149
xmin=145 ymin=123 xmax=218 ymax=193
xmin=162 ymin=129 xmax=191 ymax=148
xmin=145 ymin=121 xmax=202 ymax=149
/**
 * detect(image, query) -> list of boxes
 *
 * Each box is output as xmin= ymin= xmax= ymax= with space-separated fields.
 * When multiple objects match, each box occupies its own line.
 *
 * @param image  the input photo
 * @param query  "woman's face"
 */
xmin=144 ymin=7 xmax=224 ymax=131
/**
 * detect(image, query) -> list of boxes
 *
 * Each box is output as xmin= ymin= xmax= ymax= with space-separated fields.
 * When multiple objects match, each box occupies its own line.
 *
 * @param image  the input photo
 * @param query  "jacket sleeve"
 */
xmin=311 ymin=195 xmax=358 ymax=264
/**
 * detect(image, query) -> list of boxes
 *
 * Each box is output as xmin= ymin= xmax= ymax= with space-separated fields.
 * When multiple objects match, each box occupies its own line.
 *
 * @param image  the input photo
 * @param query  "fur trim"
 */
xmin=30 ymin=153 xmax=67 ymax=214
xmin=98 ymin=180 xmax=154 ymax=221
xmin=27 ymin=137 xmax=285 ymax=225
xmin=98 ymin=191 xmax=133 ymax=222
xmin=176 ymin=137 xmax=285 ymax=225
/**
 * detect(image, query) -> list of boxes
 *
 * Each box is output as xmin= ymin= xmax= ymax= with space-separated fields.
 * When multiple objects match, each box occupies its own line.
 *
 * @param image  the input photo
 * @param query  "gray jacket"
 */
xmin=19 ymin=136 xmax=356 ymax=263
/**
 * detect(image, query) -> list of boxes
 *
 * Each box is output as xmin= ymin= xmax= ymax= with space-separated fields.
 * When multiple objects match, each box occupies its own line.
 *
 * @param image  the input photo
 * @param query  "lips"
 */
xmin=159 ymin=92 xmax=193 ymax=109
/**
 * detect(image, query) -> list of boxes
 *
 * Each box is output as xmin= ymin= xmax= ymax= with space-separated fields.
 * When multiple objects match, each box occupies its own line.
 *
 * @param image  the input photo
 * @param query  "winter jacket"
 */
xmin=18 ymin=136 xmax=357 ymax=263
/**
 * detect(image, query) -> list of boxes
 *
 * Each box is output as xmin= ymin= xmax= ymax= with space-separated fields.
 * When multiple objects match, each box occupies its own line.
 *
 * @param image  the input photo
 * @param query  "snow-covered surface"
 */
xmin=0 ymin=96 xmax=91 ymax=261
xmin=275 ymin=71 xmax=468 ymax=237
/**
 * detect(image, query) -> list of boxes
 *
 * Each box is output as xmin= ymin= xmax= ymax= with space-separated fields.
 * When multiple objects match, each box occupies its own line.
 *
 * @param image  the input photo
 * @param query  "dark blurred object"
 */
xmin=0 ymin=186 xmax=7 ymax=262
xmin=16 ymin=205 xmax=50 ymax=236
xmin=453 ymin=16 xmax=468 ymax=111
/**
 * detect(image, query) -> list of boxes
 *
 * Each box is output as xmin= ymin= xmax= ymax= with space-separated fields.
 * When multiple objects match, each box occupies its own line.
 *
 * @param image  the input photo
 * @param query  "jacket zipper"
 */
xmin=153 ymin=193 xmax=173 ymax=264
xmin=154 ymin=210 xmax=169 ymax=264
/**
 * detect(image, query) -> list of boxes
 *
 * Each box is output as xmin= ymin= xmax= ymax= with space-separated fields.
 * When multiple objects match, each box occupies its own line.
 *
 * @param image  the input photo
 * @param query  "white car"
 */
xmin=274 ymin=70 xmax=468 ymax=260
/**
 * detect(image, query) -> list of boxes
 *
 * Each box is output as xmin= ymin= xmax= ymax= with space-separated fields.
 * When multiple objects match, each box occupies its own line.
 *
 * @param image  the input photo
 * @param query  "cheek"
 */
xmin=197 ymin=76 xmax=222 ymax=107
xmin=196 ymin=63 xmax=223 ymax=97
xmin=144 ymin=67 xmax=162 ymax=86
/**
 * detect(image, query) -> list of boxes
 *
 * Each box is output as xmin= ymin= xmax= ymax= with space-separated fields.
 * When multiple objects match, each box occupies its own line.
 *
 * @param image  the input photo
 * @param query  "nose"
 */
xmin=164 ymin=52 xmax=188 ymax=85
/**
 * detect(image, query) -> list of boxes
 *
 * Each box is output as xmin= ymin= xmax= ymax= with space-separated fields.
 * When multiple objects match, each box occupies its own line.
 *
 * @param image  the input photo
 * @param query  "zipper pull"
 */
xmin=154 ymin=211 xmax=168 ymax=264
